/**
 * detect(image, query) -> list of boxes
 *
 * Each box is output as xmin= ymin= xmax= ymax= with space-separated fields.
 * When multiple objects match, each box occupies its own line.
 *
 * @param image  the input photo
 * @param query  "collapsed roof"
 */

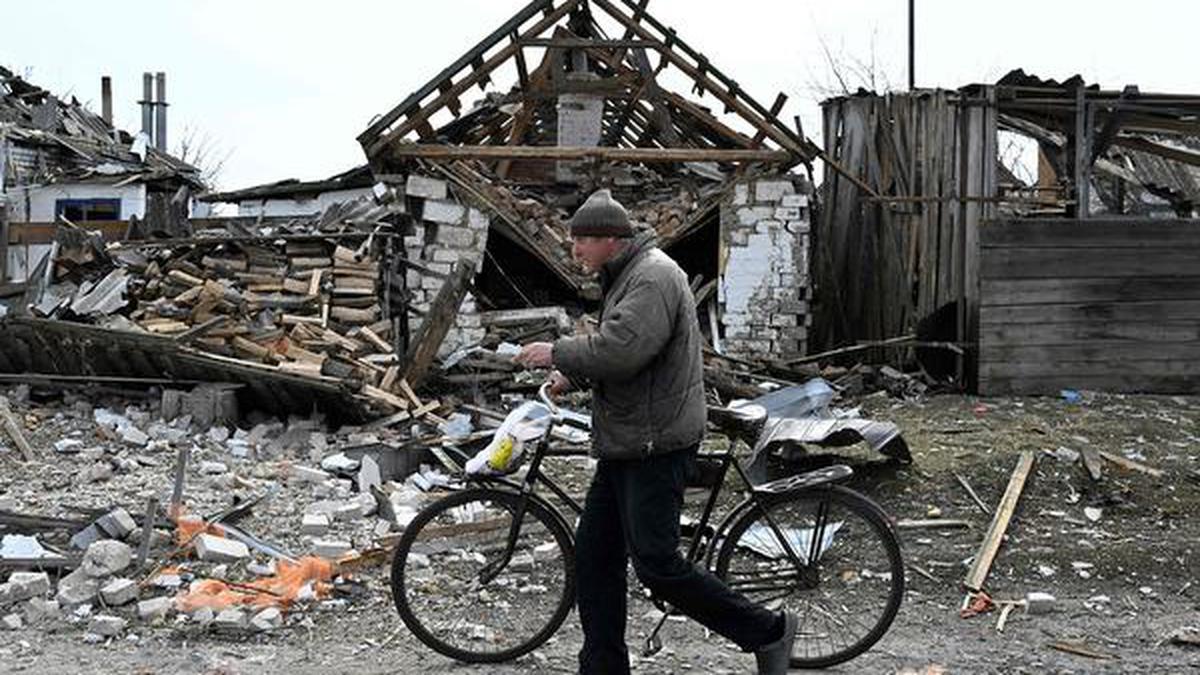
xmin=0 ymin=65 xmax=202 ymax=189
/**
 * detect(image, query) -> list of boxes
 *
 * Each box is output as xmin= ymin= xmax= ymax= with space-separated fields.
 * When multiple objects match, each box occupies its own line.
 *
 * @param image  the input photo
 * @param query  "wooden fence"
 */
xmin=979 ymin=219 xmax=1200 ymax=394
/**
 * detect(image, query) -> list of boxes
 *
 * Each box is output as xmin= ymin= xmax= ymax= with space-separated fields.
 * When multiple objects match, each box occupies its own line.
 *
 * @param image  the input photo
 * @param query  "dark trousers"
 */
xmin=575 ymin=445 xmax=779 ymax=674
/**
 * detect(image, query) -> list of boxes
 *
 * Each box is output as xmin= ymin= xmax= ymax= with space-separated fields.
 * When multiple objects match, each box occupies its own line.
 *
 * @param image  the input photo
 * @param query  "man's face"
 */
xmin=572 ymin=235 xmax=624 ymax=273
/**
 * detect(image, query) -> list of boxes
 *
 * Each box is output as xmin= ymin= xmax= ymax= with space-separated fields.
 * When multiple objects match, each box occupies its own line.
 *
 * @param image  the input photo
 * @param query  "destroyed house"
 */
xmin=196 ymin=165 xmax=376 ymax=219
xmin=1 ymin=67 xmax=203 ymax=284
xmin=818 ymin=70 xmax=1200 ymax=394
xmin=357 ymin=0 xmax=825 ymax=364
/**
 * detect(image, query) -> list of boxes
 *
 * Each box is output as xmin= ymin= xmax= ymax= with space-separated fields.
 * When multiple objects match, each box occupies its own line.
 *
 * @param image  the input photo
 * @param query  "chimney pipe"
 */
xmin=100 ymin=76 xmax=113 ymax=126
xmin=140 ymin=72 xmax=153 ymax=140
xmin=154 ymin=72 xmax=168 ymax=152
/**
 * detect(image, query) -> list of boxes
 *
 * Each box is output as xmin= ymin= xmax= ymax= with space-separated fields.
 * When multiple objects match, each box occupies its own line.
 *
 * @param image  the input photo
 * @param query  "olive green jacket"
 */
xmin=553 ymin=231 xmax=706 ymax=460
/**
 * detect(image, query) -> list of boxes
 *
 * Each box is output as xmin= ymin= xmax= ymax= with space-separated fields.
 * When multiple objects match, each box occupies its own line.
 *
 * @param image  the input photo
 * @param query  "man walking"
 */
xmin=515 ymin=189 xmax=797 ymax=674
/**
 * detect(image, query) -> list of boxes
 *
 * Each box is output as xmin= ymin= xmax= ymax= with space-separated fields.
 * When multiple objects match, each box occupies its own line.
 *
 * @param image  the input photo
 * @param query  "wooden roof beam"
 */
xmin=388 ymin=144 xmax=793 ymax=163
xmin=365 ymin=0 xmax=580 ymax=157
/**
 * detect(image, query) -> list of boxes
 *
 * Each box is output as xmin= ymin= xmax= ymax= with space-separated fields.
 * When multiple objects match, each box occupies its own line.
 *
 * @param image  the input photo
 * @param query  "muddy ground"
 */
xmin=2 ymin=389 xmax=1198 ymax=674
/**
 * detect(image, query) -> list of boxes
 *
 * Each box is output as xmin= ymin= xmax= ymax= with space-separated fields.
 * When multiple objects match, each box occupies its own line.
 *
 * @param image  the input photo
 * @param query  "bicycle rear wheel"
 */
xmin=715 ymin=485 xmax=904 ymax=668
xmin=391 ymin=488 xmax=575 ymax=663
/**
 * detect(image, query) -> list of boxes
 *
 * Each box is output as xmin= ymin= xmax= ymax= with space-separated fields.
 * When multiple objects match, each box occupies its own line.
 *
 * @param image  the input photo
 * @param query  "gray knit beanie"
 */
xmin=568 ymin=189 xmax=633 ymax=238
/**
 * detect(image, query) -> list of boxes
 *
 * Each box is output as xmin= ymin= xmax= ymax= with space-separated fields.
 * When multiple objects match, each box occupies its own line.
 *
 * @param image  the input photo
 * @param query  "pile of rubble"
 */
xmin=0 ymin=382 xmax=470 ymax=640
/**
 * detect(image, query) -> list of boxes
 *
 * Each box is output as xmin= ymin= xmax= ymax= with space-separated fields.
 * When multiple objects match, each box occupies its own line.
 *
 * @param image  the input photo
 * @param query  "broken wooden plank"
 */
xmin=1098 ymin=451 xmax=1164 ymax=478
xmin=403 ymin=260 xmax=474 ymax=388
xmin=963 ymin=451 xmax=1036 ymax=593
xmin=896 ymin=518 xmax=972 ymax=530
xmin=388 ymin=143 xmax=793 ymax=163
xmin=0 ymin=396 xmax=36 ymax=462
xmin=359 ymin=326 xmax=393 ymax=353
xmin=954 ymin=472 xmax=992 ymax=515
xmin=362 ymin=385 xmax=410 ymax=410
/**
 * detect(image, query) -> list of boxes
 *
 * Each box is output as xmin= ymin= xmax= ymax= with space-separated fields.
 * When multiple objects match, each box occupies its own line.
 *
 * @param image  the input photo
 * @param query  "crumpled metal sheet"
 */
xmin=737 ymin=379 xmax=913 ymax=464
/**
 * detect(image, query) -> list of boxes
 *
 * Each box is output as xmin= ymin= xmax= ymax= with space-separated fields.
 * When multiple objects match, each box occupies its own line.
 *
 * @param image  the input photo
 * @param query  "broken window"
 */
xmin=55 ymin=198 xmax=121 ymax=222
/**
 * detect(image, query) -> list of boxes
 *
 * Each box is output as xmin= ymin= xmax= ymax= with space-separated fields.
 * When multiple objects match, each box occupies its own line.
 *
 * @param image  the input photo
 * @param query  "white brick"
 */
xmin=137 ymin=596 xmax=174 ymax=622
xmin=99 ymin=578 xmax=138 ymax=606
xmin=754 ymin=180 xmax=795 ymax=202
xmin=214 ymin=608 xmax=247 ymax=630
xmin=736 ymin=206 xmax=774 ymax=226
xmin=291 ymin=465 xmax=330 ymax=484
xmin=405 ymin=174 xmax=447 ymax=200
xmin=774 ymin=207 xmax=801 ymax=220
xmin=430 ymin=248 xmax=461 ymax=263
xmin=194 ymin=534 xmax=250 ymax=563
xmin=785 ymin=219 xmax=810 ymax=234
xmin=422 ymin=199 xmax=465 ymax=225
xmin=300 ymin=513 xmax=330 ymax=536
xmin=782 ymin=193 xmax=809 ymax=208
xmin=435 ymin=225 xmax=476 ymax=247
xmin=311 ymin=539 xmax=354 ymax=559
xmin=467 ymin=208 xmax=489 ymax=231
xmin=733 ymin=183 xmax=749 ymax=206
xmin=250 ymin=607 xmax=283 ymax=632
xmin=88 ymin=614 xmax=127 ymax=637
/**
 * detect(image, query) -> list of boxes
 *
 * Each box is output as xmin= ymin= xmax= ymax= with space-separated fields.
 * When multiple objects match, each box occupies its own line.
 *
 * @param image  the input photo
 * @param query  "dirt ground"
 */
xmin=2 ymin=390 xmax=1199 ymax=674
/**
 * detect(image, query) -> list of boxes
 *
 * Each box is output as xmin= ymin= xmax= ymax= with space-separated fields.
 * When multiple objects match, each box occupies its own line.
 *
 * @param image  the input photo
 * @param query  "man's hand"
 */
xmin=547 ymin=370 xmax=571 ymax=399
xmin=514 ymin=342 xmax=554 ymax=369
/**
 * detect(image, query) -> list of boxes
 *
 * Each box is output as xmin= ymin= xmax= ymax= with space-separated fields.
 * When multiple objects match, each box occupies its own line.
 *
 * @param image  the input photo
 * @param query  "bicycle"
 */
xmin=390 ymin=383 xmax=905 ymax=669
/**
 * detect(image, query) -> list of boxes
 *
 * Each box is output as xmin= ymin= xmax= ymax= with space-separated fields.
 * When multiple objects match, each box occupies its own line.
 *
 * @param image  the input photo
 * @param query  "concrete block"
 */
xmin=300 ymin=513 xmax=330 ymax=536
xmin=0 ymin=572 xmax=50 ymax=605
xmin=96 ymin=509 xmax=137 ymax=540
xmin=774 ymin=207 xmax=801 ymax=220
xmin=81 ymin=540 xmax=133 ymax=578
xmin=405 ymin=174 xmax=447 ymax=200
xmin=420 ymin=276 xmax=444 ymax=291
xmin=99 ymin=578 xmax=138 ymax=606
xmin=770 ymin=314 xmax=798 ymax=328
xmin=88 ymin=614 xmax=126 ymax=637
xmin=194 ymin=534 xmax=250 ymax=563
xmin=2 ymin=613 xmax=23 ymax=630
xmin=311 ymin=538 xmax=354 ymax=559
xmin=22 ymin=598 xmax=59 ymax=625
xmin=754 ymin=180 xmax=795 ymax=202
xmin=422 ymin=199 xmax=466 ymax=225
xmin=137 ymin=596 xmax=174 ymax=622
xmin=191 ymin=607 xmax=215 ymax=626
xmin=249 ymin=607 xmax=283 ymax=632
xmin=214 ymin=608 xmax=248 ymax=630
xmin=56 ymin=569 xmax=99 ymax=607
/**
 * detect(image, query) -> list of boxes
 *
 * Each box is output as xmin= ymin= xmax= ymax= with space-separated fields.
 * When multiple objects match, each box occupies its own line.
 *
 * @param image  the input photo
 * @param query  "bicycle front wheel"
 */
xmin=715 ymin=485 xmax=904 ymax=668
xmin=391 ymin=488 xmax=575 ymax=663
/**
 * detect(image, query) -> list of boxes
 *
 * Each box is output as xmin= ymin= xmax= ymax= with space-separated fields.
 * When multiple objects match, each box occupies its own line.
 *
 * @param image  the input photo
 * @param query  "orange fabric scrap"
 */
xmin=174 ymin=556 xmax=336 ymax=613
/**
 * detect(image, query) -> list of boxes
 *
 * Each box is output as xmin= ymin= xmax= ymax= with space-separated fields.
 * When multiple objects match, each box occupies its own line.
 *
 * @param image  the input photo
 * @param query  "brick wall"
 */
xmin=718 ymin=176 xmax=812 ymax=359
xmin=400 ymin=173 xmax=489 ymax=357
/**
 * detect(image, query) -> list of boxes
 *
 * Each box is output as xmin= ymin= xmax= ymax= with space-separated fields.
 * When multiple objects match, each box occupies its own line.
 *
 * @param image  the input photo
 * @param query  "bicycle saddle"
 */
xmin=706 ymin=403 xmax=768 ymax=444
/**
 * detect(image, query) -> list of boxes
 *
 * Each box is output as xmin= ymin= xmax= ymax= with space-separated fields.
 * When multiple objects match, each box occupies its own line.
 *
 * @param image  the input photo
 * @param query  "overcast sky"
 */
xmin=5 ymin=1 xmax=1195 ymax=191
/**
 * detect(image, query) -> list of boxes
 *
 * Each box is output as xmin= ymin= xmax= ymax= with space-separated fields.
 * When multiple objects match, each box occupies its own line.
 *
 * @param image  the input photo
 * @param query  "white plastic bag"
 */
xmin=465 ymin=401 xmax=552 ymax=476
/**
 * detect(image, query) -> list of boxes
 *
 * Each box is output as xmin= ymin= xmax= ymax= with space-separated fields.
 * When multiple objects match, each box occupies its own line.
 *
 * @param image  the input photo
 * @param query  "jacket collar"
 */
xmin=600 ymin=229 xmax=658 ymax=292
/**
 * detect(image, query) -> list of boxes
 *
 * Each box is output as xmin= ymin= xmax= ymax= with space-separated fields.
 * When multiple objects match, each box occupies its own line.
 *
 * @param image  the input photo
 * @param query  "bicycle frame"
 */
xmin=460 ymin=409 xmax=825 ymax=580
